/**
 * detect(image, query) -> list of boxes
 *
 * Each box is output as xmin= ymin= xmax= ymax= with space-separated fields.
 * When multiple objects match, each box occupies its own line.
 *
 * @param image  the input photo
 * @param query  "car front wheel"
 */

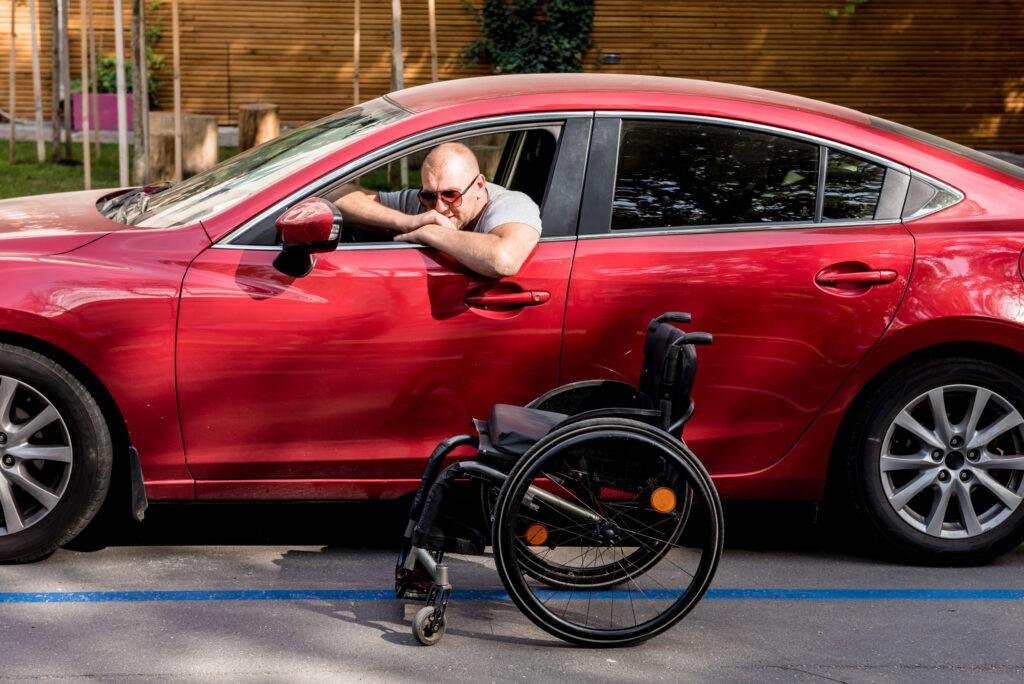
xmin=846 ymin=357 xmax=1024 ymax=564
xmin=0 ymin=344 xmax=112 ymax=563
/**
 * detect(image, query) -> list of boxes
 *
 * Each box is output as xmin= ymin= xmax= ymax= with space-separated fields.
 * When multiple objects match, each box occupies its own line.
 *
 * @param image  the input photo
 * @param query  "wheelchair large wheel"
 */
xmin=481 ymin=468 xmax=694 ymax=590
xmin=492 ymin=418 xmax=723 ymax=647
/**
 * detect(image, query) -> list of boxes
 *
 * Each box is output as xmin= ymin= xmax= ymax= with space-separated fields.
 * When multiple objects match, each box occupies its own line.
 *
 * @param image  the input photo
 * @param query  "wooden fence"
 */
xmin=2 ymin=0 xmax=1023 ymax=151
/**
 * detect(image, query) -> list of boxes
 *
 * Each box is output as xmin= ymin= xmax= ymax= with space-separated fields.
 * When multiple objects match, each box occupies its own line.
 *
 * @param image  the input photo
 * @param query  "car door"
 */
xmin=175 ymin=115 xmax=591 ymax=489
xmin=561 ymin=114 xmax=914 ymax=477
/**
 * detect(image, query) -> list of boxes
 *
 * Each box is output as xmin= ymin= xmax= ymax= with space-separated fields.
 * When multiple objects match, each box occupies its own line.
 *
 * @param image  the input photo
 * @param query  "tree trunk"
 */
xmin=130 ymin=0 xmax=147 ymax=183
xmin=9 ymin=0 xmax=16 ymax=165
xmin=171 ymin=0 xmax=181 ymax=180
xmin=78 ymin=0 xmax=91 ymax=188
xmin=59 ymin=0 xmax=71 ymax=160
xmin=112 ymin=0 xmax=129 ymax=186
xmin=238 ymin=103 xmax=278 ymax=151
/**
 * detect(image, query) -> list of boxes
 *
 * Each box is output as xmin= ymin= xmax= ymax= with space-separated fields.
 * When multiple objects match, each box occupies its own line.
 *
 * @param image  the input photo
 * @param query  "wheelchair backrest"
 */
xmin=638 ymin=317 xmax=699 ymax=433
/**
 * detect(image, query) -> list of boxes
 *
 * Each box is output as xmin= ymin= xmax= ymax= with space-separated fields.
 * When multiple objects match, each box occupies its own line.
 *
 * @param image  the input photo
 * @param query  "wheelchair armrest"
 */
xmin=553 ymin=407 xmax=664 ymax=430
xmin=526 ymin=380 xmax=639 ymax=415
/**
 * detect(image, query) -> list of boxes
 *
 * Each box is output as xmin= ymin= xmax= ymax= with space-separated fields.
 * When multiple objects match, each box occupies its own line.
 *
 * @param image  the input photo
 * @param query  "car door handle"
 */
xmin=815 ymin=269 xmax=898 ymax=286
xmin=465 ymin=290 xmax=551 ymax=307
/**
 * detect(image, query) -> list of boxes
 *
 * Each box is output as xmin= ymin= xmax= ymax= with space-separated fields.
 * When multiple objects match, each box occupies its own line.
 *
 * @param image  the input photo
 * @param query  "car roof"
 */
xmin=387 ymin=73 xmax=870 ymax=125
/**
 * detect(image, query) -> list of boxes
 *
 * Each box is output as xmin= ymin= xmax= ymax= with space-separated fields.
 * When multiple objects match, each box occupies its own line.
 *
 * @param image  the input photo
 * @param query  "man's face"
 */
xmin=419 ymin=163 xmax=486 ymax=230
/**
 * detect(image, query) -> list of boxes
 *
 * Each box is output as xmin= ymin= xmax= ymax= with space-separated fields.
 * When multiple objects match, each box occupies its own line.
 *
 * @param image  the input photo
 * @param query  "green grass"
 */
xmin=0 ymin=140 xmax=240 ymax=200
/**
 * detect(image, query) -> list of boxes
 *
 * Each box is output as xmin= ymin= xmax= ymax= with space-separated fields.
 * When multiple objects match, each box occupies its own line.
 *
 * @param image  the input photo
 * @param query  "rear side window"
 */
xmin=823 ymin=150 xmax=887 ymax=220
xmin=612 ymin=120 xmax=819 ymax=230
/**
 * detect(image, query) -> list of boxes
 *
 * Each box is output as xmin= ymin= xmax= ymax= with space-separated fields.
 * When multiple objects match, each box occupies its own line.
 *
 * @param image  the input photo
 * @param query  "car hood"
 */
xmin=0 ymin=189 xmax=129 ymax=256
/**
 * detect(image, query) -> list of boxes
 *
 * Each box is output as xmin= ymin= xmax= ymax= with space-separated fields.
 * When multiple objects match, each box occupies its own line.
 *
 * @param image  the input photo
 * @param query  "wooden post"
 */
xmin=352 ymin=0 xmax=359 ymax=104
xmin=59 ymin=0 xmax=71 ymax=160
xmin=8 ymin=0 xmax=15 ymax=165
xmin=49 ymin=0 xmax=60 ymax=161
xmin=171 ymin=0 xmax=181 ymax=180
xmin=113 ymin=0 xmax=129 ymax=186
xmin=87 ymin=0 xmax=98 ymax=156
xmin=427 ymin=0 xmax=437 ymax=82
xmin=79 ymin=0 xmax=91 ymax=188
xmin=28 ymin=0 xmax=44 ymax=162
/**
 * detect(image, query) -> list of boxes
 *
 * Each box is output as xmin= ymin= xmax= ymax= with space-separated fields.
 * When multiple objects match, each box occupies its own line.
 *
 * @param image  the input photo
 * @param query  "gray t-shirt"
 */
xmin=378 ymin=182 xmax=542 ymax=235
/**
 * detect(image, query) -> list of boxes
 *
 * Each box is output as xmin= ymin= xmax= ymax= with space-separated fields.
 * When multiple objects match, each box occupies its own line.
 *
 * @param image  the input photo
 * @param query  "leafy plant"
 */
xmin=826 ymin=0 xmax=869 ymax=17
xmin=462 ymin=0 xmax=595 ymax=74
xmin=71 ymin=0 xmax=165 ymax=106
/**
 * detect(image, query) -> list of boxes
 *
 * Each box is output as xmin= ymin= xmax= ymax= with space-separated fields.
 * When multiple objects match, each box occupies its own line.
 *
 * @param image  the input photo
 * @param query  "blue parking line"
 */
xmin=1 ymin=588 xmax=1024 ymax=604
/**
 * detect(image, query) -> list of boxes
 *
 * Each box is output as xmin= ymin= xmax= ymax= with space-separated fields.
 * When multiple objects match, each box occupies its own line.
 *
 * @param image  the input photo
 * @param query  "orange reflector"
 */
xmin=650 ymin=487 xmax=677 ymax=513
xmin=524 ymin=523 xmax=549 ymax=546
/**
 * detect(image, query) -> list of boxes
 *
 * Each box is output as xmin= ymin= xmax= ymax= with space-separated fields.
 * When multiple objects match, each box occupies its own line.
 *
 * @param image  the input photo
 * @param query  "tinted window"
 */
xmin=612 ymin=121 xmax=819 ymax=229
xmin=823 ymin=150 xmax=886 ymax=220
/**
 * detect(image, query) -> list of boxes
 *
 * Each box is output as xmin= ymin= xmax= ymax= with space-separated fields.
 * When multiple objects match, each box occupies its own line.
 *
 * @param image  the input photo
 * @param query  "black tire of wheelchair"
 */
xmin=0 ymin=344 xmax=113 ymax=564
xmin=412 ymin=605 xmax=445 ymax=646
xmin=481 ymin=468 xmax=695 ymax=590
xmin=491 ymin=417 xmax=724 ymax=647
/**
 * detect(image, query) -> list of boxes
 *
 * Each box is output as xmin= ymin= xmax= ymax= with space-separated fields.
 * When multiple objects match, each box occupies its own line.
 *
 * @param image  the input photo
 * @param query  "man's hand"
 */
xmin=394 ymin=223 xmax=446 ymax=246
xmin=401 ymin=210 xmax=456 ymax=234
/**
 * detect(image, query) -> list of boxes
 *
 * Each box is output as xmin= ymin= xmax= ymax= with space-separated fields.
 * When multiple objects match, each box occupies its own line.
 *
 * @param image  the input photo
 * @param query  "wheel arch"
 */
xmin=0 ymin=329 xmax=133 ymax=500
xmin=825 ymin=339 xmax=1024 ymax=503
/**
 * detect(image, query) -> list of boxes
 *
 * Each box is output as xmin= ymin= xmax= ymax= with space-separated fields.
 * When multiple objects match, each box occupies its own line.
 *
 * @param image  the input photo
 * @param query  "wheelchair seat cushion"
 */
xmin=488 ymin=404 xmax=567 ymax=456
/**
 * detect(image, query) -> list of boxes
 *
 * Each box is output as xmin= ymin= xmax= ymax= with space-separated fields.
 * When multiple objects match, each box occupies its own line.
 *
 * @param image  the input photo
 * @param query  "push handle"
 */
xmin=682 ymin=332 xmax=713 ymax=345
xmin=653 ymin=312 xmax=692 ymax=325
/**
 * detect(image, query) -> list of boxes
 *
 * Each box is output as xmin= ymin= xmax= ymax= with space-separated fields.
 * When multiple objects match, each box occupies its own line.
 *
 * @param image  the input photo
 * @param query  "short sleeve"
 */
xmin=478 ymin=189 xmax=542 ymax=235
xmin=377 ymin=188 xmax=423 ymax=215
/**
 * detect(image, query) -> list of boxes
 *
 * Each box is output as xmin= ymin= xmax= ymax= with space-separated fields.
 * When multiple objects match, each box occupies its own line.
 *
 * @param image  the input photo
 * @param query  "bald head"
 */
xmin=422 ymin=142 xmax=481 ymax=180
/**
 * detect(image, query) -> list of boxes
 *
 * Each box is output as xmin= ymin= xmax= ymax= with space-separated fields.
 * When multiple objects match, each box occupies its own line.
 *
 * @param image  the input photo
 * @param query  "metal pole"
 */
xmin=171 ymin=0 xmax=181 ymax=181
xmin=427 ymin=0 xmax=437 ymax=82
xmin=352 ymin=0 xmax=359 ymax=104
xmin=28 ymin=0 xmax=44 ymax=161
xmin=79 ymin=0 xmax=91 ymax=188
xmin=113 ymin=0 xmax=129 ymax=186
xmin=8 ymin=0 xmax=16 ymax=165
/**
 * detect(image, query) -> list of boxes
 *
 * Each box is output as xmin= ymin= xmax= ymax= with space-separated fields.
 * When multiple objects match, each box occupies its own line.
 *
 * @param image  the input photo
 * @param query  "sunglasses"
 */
xmin=417 ymin=175 xmax=480 ymax=209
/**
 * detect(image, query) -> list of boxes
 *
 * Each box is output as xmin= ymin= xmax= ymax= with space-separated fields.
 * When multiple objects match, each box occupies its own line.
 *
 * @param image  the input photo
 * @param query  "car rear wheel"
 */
xmin=846 ymin=357 xmax=1024 ymax=564
xmin=0 ymin=344 xmax=112 ymax=563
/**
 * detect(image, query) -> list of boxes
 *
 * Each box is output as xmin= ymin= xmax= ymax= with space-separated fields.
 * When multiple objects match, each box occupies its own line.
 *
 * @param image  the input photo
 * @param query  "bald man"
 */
xmin=334 ymin=142 xmax=542 ymax=278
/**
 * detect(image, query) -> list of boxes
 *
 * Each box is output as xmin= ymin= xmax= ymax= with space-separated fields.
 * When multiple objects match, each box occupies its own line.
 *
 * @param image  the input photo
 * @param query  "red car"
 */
xmin=3 ymin=74 xmax=1024 ymax=565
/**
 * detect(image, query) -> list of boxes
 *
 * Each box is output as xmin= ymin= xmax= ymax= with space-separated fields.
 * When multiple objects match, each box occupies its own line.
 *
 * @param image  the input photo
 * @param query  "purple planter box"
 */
xmin=72 ymin=93 xmax=134 ymax=131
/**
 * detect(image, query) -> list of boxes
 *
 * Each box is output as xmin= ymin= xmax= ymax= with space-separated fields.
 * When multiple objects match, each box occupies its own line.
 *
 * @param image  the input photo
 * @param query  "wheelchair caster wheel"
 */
xmin=413 ymin=606 xmax=446 ymax=646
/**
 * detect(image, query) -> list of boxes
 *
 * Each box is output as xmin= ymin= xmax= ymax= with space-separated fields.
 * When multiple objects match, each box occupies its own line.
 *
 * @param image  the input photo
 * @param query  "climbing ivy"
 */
xmin=462 ymin=0 xmax=595 ymax=74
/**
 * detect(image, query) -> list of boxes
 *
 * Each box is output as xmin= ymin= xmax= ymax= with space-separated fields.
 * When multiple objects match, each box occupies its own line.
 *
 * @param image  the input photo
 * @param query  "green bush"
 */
xmin=462 ymin=0 xmax=595 ymax=74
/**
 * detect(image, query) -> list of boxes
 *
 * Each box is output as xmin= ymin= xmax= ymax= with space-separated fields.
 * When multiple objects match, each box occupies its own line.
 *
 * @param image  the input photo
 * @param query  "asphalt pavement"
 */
xmin=0 ymin=501 xmax=1022 ymax=682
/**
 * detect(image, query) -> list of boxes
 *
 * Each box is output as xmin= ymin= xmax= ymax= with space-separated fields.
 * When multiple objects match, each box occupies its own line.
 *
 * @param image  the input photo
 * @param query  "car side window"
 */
xmin=611 ymin=120 xmax=819 ymax=230
xmin=233 ymin=126 xmax=562 ymax=247
xmin=822 ymin=150 xmax=887 ymax=221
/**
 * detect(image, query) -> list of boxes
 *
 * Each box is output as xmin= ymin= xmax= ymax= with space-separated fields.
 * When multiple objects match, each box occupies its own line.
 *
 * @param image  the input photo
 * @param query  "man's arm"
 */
xmin=394 ymin=222 xmax=540 ymax=278
xmin=333 ymin=185 xmax=452 ymax=235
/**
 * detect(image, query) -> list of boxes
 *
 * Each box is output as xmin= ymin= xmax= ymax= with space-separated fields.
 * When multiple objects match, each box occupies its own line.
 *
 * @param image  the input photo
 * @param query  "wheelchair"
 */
xmin=395 ymin=313 xmax=724 ymax=647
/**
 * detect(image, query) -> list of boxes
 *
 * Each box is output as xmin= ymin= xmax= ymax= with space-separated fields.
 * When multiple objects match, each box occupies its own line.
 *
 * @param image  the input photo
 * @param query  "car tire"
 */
xmin=0 ymin=344 xmax=112 ymax=563
xmin=845 ymin=357 xmax=1024 ymax=565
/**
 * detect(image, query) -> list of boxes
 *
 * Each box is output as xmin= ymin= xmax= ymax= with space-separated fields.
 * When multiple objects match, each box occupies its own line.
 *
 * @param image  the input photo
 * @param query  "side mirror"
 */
xmin=272 ymin=197 xmax=342 ymax=277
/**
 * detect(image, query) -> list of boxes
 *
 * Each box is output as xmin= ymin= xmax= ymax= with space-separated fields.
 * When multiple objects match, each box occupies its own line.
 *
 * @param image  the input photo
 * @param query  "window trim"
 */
xmin=580 ymin=111 xmax=960 ymax=237
xmin=216 ymin=111 xmax=594 ymax=249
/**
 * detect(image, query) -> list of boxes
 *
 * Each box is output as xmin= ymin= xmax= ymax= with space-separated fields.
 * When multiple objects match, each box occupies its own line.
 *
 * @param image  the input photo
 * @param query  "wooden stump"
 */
xmin=149 ymin=111 xmax=218 ymax=175
xmin=238 ymin=103 xmax=279 ymax=151
xmin=147 ymin=130 xmax=176 ymax=181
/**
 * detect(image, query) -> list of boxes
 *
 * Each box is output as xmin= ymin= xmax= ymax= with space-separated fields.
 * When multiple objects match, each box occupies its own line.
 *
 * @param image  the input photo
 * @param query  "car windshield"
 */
xmin=128 ymin=98 xmax=408 ymax=228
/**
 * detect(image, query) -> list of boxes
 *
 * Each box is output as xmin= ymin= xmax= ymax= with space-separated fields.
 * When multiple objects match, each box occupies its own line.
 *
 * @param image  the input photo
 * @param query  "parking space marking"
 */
xmin=2 ymin=588 xmax=1024 ymax=604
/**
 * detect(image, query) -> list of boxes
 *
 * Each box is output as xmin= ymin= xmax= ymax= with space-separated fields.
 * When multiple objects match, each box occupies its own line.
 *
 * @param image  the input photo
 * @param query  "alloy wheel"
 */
xmin=0 ymin=375 xmax=73 ymax=535
xmin=880 ymin=384 xmax=1024 ymax=539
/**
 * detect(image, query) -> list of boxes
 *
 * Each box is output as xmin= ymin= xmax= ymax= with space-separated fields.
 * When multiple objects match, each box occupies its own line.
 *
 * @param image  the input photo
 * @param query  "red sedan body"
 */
xmin=3 ymin=74 xmax=1024 ymax=519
